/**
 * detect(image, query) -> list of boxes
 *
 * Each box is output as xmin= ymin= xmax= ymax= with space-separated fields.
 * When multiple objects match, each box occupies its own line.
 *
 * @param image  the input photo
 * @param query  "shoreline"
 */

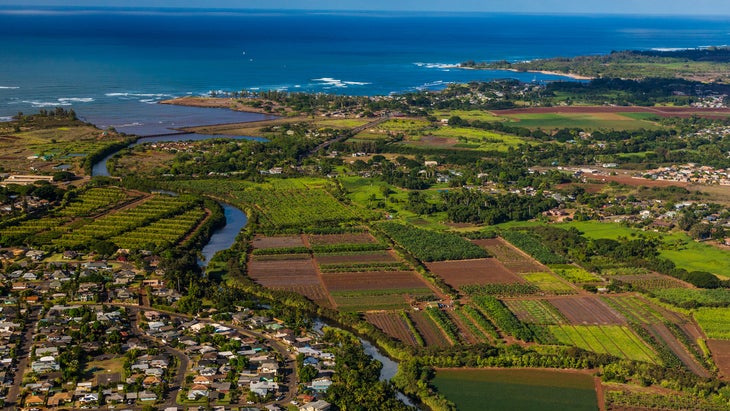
xmin=160 ymin=96 xmax=272 ymax=115
xmin=454 ymin=65 xmax=594 ymax=80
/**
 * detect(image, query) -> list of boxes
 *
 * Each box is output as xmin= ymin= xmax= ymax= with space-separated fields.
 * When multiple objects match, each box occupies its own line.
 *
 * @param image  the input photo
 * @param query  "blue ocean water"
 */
xmin=1 ymin=7 xmax=730 ymax=128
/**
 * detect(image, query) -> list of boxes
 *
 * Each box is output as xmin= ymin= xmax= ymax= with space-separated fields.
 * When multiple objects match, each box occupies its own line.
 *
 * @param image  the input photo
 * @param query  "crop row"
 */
xmin=57 ymin=187 xmax=131 ymax=217
xmin=503 ymin=299 xmax=567 ymax=325
xmin=461 ymin=305 xmax=500 ymax=340
xmin=500 ymin=230 xmax=566 ymax=264
xmin=521 ymin=272 xmax=576 ymax=295
xmin=461 ymin=283 xmax=539 ymax=297
xmin=471 ymin=295 xmax=533 ymax=342
xmin=376 ymin=222 xmax=489 ymax=262
xmin=400 ymin=311 xmax=425 ymax=346
xmin=453 ymin=307 xmax=492 ymax=343
xmin=425 ymin=307 xmax=461 ymax=345
xmin=602 ymin=296 xmax=666 ymax=325
xmin=111 ymin=208 xmax=207 ymax=250
xmin=550 ymin=324 xmax=659 ymax=364
xmin=549 ymin=264 xmax=601 ymax=283
xmin=319 ymin=262 xmax=409 ymax=273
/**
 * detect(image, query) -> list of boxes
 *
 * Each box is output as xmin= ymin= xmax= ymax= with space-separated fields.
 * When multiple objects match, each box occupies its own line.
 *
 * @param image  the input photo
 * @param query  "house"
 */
xmin=299 ymin=400 xmax=331 ymax=411
xmin=250 ymin=380 xmax=279 ymax=396
xmin=47 ymin=391 xmax=73 ymax=407
xmin=188 ymin=385 xmax=209 ymax=400
xmin=309 ymin=377 xmax=332 ymax=393
xmin=25 ymin=395 xmax=45 ymax=407
xmin=139 ymin=391 xmax=158 ymax=402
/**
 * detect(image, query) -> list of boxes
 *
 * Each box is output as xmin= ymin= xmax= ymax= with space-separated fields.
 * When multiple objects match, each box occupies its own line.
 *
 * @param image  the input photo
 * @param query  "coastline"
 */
xmin=497 ymin=67 xmax=594 ymax=80
xmin=160 ymin=96 xmax=272 ymax=115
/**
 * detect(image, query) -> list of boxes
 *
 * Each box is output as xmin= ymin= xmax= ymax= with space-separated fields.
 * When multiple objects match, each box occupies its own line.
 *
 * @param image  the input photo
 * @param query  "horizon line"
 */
xmin=0 ymin=5 xmax=729 ymax=17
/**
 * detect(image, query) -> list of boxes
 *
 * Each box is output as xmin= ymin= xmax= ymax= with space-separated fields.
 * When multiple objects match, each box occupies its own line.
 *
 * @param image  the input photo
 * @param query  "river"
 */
xmin=197 ymin=203 xmax=247 ymax=267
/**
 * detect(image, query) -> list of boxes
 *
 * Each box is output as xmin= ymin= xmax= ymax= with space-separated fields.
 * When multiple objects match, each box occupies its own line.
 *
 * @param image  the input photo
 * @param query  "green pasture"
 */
xmin=433 ymin=369 xmax=598 ymax=411
xmin=501 ymin=112 xmax=659 ymax=130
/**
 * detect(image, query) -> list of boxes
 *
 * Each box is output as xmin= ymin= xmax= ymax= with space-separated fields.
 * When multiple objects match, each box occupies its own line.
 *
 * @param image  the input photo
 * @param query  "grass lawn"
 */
xmin=433 ymin=368 xmax=598 ymax=411
xmin=501 ymin=112 xmax=659 ymax=130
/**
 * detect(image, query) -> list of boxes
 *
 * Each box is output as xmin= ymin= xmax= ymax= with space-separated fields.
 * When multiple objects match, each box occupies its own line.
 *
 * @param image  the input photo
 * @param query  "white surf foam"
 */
xmin=313 ymin=77 xmax=371 ymax=88
xmin=414 ymin=62 xmax=459 ymax=69
xmin=0 ymin=86 xmax=20 ymax=90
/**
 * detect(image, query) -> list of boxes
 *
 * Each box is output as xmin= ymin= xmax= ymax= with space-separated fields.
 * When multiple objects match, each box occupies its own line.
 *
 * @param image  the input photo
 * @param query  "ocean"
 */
xmin=1 ymin=7 xmax=730 ymax=131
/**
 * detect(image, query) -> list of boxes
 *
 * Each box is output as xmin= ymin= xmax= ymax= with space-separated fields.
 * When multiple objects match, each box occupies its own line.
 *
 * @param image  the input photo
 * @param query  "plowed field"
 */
xmin=409 ymin=311 xmax=451 ymax=347
xmin=322 ymin=271 xmax=429 ymax=292
xmin=252 ymin=235 xmax=305 ymax=249
xmin=708 ymin=339 xmax=730 ymax=380
xmin=365 ymin=312 xmax=419 ymax=346
xmin=426 ymin=259 xmax=522 ymax=289
xmin=315 ymin=251 xmax=397 ymax=265
xmin=551 ymin=296 xmax=625 ymax=325
xmin=308 ymin=232 xmax=377 ymax=245
xmin=473 ymin=238 xmax=545 ymax=273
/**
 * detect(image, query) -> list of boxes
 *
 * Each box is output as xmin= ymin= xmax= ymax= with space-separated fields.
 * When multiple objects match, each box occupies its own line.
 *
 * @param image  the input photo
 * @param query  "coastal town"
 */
xmin=0 ymin=248 xmax=338 ymax=411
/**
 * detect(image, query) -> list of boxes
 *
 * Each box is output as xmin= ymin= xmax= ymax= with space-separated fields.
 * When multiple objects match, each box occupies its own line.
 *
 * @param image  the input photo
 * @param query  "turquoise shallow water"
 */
xmin=1 ymin=7 xmax=730 ymax=123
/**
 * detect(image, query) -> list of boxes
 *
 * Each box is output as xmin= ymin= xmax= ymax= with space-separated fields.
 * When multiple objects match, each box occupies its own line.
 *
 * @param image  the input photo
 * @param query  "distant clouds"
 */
xmin=1 ymin=0 xmax=729 ymax=15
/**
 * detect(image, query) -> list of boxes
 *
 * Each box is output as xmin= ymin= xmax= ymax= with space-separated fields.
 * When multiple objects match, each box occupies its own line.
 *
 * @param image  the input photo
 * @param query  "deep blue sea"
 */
xmin=1 ymin=7 xmax=730 ymax=132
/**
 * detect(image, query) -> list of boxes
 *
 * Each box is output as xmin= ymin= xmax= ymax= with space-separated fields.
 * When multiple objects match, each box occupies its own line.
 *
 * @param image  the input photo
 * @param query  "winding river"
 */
xmin=89 ymin=109 xmax=409 ymax=405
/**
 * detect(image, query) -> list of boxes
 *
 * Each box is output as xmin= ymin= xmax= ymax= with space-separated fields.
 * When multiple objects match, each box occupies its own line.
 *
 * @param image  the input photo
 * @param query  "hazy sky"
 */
xmin=1 ymin=0 xmax=730 ymax=15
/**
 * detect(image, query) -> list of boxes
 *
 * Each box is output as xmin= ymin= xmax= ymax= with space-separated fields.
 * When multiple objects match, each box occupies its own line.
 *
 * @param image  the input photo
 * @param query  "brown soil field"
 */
xmin=551 ymin=296 xmax=625 ymax=325
xmin=278 ymin=284 xmax=331 ymax=307
xmin=252 ymin=235 xmax=305 ymax=249
xmin=492 ymin=106 xmax=730 ymax=119
xmin=308 ymin=232 xmax=377 ymax=245
xmin=414 ymin=135 xmax=458 ymax=147
xmin=248 ymin=259 xmax=320 ymax=286
xmin=252 ymin=253 xmax=311 ymax=261
xmin=408 ymin=311 xmax=451 ymax=347
xmin=365 ymin=312 xmax=419 ymax=346
xmin=473 ymin=238 xmax=546 ymax=273
xmin=707 ymin=340 xmax=730 ymax=380
xmin=426 ymin=258 xmax=522 ymax=289
xmin=315 ymin=251 xmax=397 ymax=265
xmin=445 ymin=310 xmax=479 ymax=344
xmin=321 ymin=271 xmax=430 ymax=292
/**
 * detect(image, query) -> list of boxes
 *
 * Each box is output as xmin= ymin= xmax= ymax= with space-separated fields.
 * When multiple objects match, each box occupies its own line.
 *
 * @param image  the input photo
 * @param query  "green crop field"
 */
xmin=504 ymin=299 xmax=568 ymax=324
xmin=432 ymin=110 xmax=502 ymax=122
xmin=501 ymin=112 xmax=659 ymax=130
xmin=429 ymin=126 xmax=529 ymax=151
xmin=549 ymin=325 xmax=660 ymax=363
xmin=694 ymin=308 xmax=730 ymax=339
xmin=521 ymin=272 xmax=576 ymax=294
xmin=550 ymin=264 xmax=602 ymax=283
xmin=653 ymin=288 xmax=730 ymax=308
xmin=433 ymin=369 xmax=598 ymax=411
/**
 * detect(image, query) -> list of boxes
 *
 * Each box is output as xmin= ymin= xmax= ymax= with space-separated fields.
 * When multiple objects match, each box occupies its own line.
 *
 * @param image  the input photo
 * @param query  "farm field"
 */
xmin=376 ymin=222 xmax=489 ymax=261
xmin=247 ymin=258 xmax=331 ymax=306
xmin=433 ymin=369 xmax=598 ymax=411
xmin=307 ymin=232 xmax=377 ymax=245
xmin=314 ymin=250 xmax=397 ymax=265
xmin=607 ymin=273 xmax=691 ymax=290
xmin=549 ymin=324 xmax=660 ymax=363
xmin=167 ymin=178 xmax=364 ymax=230
xmin=653 ymin=288 xmax=730 ymax=307
xmin=504 ymin=299 xmax=568 ymax=325
xmin=251 ymin=235 xmax=305 ymax=249
xmin=549 ymin=264 xmax=602 ymax=283
xmin=694 ymin=308 xmax=730 ymax=340
xmin=496 ymin=111 xmax=660 ymax=130
xmin=521 ymin=272 xmax=577 ymax=295
xmin=473 ymin=237 xmax=546 ymax=273
xmin=550 ymin=296 xmax=625 ymax=325
xmin=425 ymin=258 xmax=522 ymax=289
xmin=707 ymin=340 xmax=730 ymax=379
xmin=364 ymin=311 xmax=420 ymax=346
xmin=408 ymin=310 xmax=451 ymax=347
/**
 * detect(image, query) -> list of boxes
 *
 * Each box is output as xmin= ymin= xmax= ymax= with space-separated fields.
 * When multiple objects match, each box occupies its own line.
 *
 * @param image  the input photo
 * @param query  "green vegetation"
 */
xmin=500 ymin=230 xmax=566 ymax=264
xmin=472 ymin=295 xmax=534 ymax=342
xmin=426 ymin=307 xmax=461 ymax=344
xmin=375 ymin=222 xmax=489 ymax=262
xmin=433 ymin=369 xmax=598 ymax=411
xmin=503 ymin=299 xmax=568 ymax=325
xmin=550 ymin=264 xmax=602 ymax=283
xmin=694 ymin=308 xmax=730 ymax=339
xmin=522 ymin=272 xmax=576 ymax=295
xmin=549 ymin=325 xmax=659 ymax=363
xmin=653 ymin=288 xmax=730 ymax=308
xmin=461 ymin=283 xmax=539 ymax=297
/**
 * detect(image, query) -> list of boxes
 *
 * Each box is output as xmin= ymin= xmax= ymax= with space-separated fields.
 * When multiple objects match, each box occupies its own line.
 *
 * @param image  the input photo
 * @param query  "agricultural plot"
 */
xmin=408 ymin=310 xmax=452 ymax=347
xmin=472 ymin=237 xmax=545 ymax=273
xmin=425 ymin=258 xmax=522 ymax=289
xmin=498 ymin=111 xmax=660 ymax=130
xmin=504 ymin=299 xmax=568 ymax=325
xmin=364 ymin=311 xmax=420 ymax=346
xmin=607 ymin=273 xmax=691 ymax=290
xmin=57 ymin=187 xmax=134 ymax=217
xmin=52 ymin=194 xmax=200 ymax=249
xmin=314 ymin=250 xmax=397 ymax=265
xmin=653 ymin=288 xmax=730 ymax=307
xmin=433 ymin=369 xmax=598 ymax=411
xmin=376 ymin=222 xmax=489 ymax=262
xmin=550 ymin=296 xmax=625 ymax=325
xmin=451 ymin=307 xmax=493 ymax=344
xmin=694 ymin=308 xmax=730 ymax=340
xmin=0 ymin=218 xmax=66 ymax=240
xmin=111 ymin=208 xmax=207 ymax=250
xmin=308 ymin=232 xmax=376 ymax=245
xmin=549 ymin=324 xmax=660 ymax=363
xmin=323 ymin=270 xmax=432 ymax=311
xmin=169 ymin=179 xmax=363 ymax=230
xmin=549 ymin=264 xmax=602 ymax=283
xmin=521 ymin=272 xmax=577 ymax=295
xmin=247 ymin=258 xmax=331 ymax=306
xmin=602 ymin=295 xmax=681 ymax=325
xmin=251 ymin=235 xmax=305 ymax=249
xmin=707 ymin=340 xmax=730 ymax=379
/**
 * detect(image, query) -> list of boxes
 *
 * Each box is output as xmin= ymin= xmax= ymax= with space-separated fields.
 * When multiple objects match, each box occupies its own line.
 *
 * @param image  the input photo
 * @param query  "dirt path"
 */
xmin=595 ymin=377 xmax=606 ymax=411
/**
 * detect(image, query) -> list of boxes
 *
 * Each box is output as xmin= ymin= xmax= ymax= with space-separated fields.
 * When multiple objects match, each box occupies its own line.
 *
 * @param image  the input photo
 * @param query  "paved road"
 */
xmin=307 ymin=115 xmax=391 ymax=156
xmin=5 ymin=306 xmax=40 ymax=410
